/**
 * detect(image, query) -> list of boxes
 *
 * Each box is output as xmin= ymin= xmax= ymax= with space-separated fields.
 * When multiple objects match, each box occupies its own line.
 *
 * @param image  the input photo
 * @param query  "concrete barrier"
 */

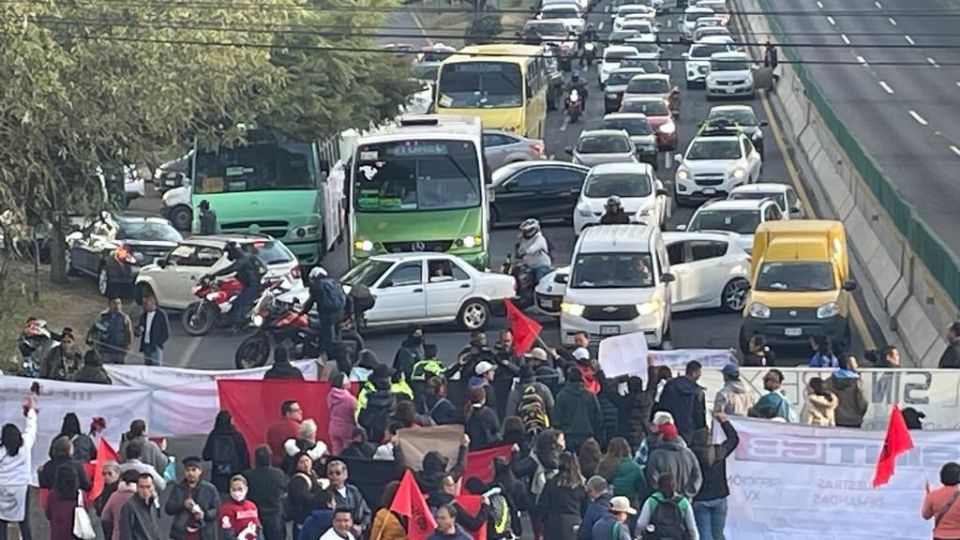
xmin=734 ymin=0 xmax=956 ymax=367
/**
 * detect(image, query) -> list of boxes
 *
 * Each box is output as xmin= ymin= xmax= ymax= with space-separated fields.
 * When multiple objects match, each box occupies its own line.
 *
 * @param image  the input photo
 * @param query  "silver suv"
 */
xmin=673 ymin=124 xmax=762 ymax=206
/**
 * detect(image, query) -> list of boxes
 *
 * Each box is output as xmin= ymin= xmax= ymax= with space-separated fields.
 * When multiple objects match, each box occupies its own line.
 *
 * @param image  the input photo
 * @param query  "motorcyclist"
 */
xmin=668 ymin=86 xmax=681 ymax=117
xmin=565 ymin=70 xmax=589 ymax=111
xmin=600 ymin=195 xmax=632 ymax=224
xmin=203 ymin=241 xmax=265 ymax=333
xmin=299 ymin=266 xmax=346 ymax=357
xmin=517 ymin=218 xmax=552 ymax=281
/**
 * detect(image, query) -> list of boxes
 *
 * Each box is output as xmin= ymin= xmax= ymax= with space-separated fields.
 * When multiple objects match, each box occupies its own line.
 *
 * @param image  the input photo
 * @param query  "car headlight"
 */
xmin=659 ymin=121 xmax=676 ymax=134
xmin=354 ymin=239 xmax=374 ymax=252
xmin=577 ymin=205 xmax=592 ymax=217
xmin=606 ymin=92 xmax=618 ymax=98
xmin=460 ymin=235 xmax=481 ymax=248
xmin=252 ymin=315 xmax=264 ymax=327
xmin=731 ymin=168 xmax=747 ymax=180
xmin=748 ymin=302 xmax=770 ymax=319
xmin=676 ymin=169 xmax=690 ymax=181
xmin=752 ymin=131 xmax=763 ymax=140
xmin=636 ymin=299 xmax=662 ymax=316
xmin=817 ymin=302 xmax=840 ymax=319
xmin=561 ymin=302 xmax=585 ymax=316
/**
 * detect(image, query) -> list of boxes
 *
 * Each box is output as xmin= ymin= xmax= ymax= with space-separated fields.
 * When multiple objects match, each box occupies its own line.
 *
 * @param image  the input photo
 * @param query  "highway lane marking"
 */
xmin=816 ymin=1 xmax=823 ymax=8
xmin=826 ymin=16 xmax=836 ymax=25
xmin=856 ymin=55 xmax=867 ymax=65
xmin=841 ymin=34 xmax=851 ymax=45
xmin=888 ymin=17 xmax=897 ymax=26
xmin=904 ymin=35 xmax=915 ymax=46
xmin=878 ymin=81 xmax=894 ymax=94
xmin=927 ymin=57 xmax=940 ymax=68
xmin=598 ymin=22 xmax=604 ymax=30
xmin=177 ymin=337 xmax=203 ymax=368
xmin=908 ymin=110 xmax=929 ymax=126
xmin=407 ymin=9 xmax=433 ymax=46
xmin=951 ymin=146 xmax=960 ymax=158
xmin=874 ymin=1 xmax=882 ymax=8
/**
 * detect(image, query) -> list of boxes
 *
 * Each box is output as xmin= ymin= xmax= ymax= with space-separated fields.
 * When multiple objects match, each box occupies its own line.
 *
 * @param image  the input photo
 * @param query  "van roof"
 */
xmin=576 ymin=224 xmax=658 ymax=254
xmin=765 ymin=238 xmax=830 ymax=261
xmin=756 ymin=220 xmax=844 ymax=234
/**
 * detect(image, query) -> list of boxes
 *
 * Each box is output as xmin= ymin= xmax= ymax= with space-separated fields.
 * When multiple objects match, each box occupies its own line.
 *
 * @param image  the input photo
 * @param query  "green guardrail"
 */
xmin=754 ymin=0 xmax=960 ymax=308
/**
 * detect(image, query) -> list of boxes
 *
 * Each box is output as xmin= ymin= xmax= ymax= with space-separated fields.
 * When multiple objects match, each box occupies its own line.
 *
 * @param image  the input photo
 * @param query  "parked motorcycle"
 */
xmin=180 ymin=276 xmax=246 ymax=336
xmin=501 ymin=252 xmax=538 ymax=310
xmin=566 ymin=89 xmax=584 ymax=123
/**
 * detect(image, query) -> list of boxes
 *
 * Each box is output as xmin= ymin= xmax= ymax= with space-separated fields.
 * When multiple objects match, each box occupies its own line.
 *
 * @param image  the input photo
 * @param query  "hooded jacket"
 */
xmin=713 ymin=379 xmax=753 ymax=417
xmin=263 ymin=361 xmax=305 ymax=380
xmin=644 ymin=439 xmax=703 ymax=500
xmin=327 ymin=386 xmax=358 ymax=445
xmin=357 ymin=389 xmax=394 ymax=445
xmin=824 ymin=371 xmax=868 ymax=427
xmin=553 ymin=381 xmax=602 ymax=441
xmin=505 ymin=381 xmax=555 ymax=418
xmin=578 ymin=492 xmax=612 ymax=540
xmin=800 ymin=391 xmax=839 ymax=426
xmin=657 ymin=377 xmax=707 ymax=436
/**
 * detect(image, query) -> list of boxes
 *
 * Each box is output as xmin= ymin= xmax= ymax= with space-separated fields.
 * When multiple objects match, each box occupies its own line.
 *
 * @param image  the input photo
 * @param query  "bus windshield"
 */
xmin=438 ymin=62 xmax=523 ymax=108
xmin=353 ymin=140 xmax=482 ymax=212
xmin=193 ymin=142 xmax=314 ymax=194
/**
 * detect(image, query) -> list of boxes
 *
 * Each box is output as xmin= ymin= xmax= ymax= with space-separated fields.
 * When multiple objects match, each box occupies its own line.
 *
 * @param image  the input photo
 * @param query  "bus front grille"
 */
xmin=383 ymin=240 xmax=453 ymax=253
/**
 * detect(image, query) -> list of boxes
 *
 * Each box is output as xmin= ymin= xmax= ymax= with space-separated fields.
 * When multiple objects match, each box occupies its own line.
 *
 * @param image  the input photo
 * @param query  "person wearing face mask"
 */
xmin=218 ymin=475 xmax=261 ymax=540
xmin=40 ymin=328 xmax=82 ymax=380
xmin=164 ymin=456 xmax=220 ymax=540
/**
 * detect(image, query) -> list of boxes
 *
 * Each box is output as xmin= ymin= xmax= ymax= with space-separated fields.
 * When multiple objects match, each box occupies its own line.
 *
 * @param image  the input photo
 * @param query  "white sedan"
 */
xmin=282 ymin=253 xmax=514 ymax=331
xmin=573 ymin=162 xmax=669 ymax=235
xmin=534 ymin=231 xmax=750 ymax=315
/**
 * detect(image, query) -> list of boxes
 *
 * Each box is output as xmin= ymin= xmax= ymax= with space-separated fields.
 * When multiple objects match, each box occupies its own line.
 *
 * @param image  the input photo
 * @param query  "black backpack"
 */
xmin=211 ymin=434 xmax=237 ymax=475
xmin=643 ymin=495 xmax=690 ymax=540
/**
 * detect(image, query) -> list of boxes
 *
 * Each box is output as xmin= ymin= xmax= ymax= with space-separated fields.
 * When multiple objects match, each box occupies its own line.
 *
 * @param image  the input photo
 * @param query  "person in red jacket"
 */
xmin=218 ymin=475 xmax=261 ymax=540
xmin=266 ymin=400 xmax=302 ymax=466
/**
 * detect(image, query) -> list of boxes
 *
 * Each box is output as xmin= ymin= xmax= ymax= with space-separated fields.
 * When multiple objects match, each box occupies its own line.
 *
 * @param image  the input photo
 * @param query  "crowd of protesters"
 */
xmin=4 ymin=319 xmax=960 ymax=539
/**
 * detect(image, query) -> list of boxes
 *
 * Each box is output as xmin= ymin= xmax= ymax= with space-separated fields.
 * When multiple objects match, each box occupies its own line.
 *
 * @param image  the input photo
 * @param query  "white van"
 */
xmin=560 ymin=224 xmax=674 ymax=347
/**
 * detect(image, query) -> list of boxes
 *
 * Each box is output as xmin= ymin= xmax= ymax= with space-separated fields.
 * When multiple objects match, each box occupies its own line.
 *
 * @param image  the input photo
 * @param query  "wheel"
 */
xmin=457 ymin=298 xmax=490 ymax=331
xmin=182 ymin=302 xmax=217 ymax=336
xmin=721 ymin=278 xmax=750 ymax=312
xmin=235 ymin=333 xmax=270 ymax=369
xmin=97 ymin=265 xmax=114 ymax=297
xmin=169 ymin=205 xmax=193 ymax=231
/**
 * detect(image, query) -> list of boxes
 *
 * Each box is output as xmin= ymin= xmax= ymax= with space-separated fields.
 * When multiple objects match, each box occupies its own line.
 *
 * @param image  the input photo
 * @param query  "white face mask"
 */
xmin=231 ymin=489 xmax=247 ymax=502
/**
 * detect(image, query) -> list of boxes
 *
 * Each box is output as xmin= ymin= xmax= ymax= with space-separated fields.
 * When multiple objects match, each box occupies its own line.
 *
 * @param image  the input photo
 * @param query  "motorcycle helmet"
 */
xmin=309 ymin=266 xmax=328 ymax=281
xmin=519 ymin=218 xmax=541 ymax=238
xmin=605 ymin=195 xmax=623 ymax=213
xmin=224 ymin=241 xmax=242 ymax=261
xmin=570 ymin=69 xmax=581 ymax=82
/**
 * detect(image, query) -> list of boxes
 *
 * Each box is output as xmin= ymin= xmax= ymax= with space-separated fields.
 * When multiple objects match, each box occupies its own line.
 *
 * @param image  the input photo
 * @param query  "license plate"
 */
xmin=726 ymin=87 xmax=737 ymax=94
xmin=784 ymin=327 xmax=803 ymax=337
xmin=600 ymin=325 xmax=621 ymax=335
xmin=538 ymin=298 xmax=555 ymax=309
xmin=703 ymin=188 xmax=717 ymax=195
xmin=164 ymin=179 xmax=176 ymax=186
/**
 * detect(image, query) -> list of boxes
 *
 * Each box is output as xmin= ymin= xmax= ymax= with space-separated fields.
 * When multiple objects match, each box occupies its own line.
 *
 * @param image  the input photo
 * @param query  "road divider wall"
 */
xmin=735 ymin=0 xmax=957 ymax=366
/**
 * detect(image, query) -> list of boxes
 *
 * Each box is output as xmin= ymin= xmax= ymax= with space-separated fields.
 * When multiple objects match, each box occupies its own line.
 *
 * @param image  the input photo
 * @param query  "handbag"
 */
xmin=73 ymin=490 xmax=96 ymax=540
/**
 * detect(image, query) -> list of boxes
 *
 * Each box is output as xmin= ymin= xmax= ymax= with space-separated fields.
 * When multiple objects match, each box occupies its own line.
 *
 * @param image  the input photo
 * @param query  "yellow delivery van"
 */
xmin=738 ymin=220 xmax=856 ymax=352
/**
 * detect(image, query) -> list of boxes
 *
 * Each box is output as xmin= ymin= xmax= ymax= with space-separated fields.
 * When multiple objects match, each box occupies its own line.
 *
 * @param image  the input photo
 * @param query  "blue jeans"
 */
xmin=143 ymin=347 xmax=163 ymax=367
xmin=228 ymin=284 xmax=261 ymax=326
xmin=533 ymin=265 xmax=552 ymax=281
xmin=694 ymin=497 xmax=728 ymax=540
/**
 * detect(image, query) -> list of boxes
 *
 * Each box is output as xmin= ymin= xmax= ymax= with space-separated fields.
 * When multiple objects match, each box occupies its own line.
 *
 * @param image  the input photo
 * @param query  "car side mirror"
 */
xmin=760 ymin=120 xmax=769 ymax=127
xmin=675 ymin=224 xmax=687 ymax=231
xmin=661 ymin=272 xmax=676 ymax=283
xmin=564 ymin=147 xmax=574 ymax=155
xmin=791 ymin=204 xmax=803 ymax=215
xmin=155 ymin=257 xmax=168 ymax=268
xmin=381 ymin=279 xmax=394 ymax=288
xmin=556 ymin=274 xmax=568 ymax=284
xmin=842 ymin=280 xmax=857 ymax=291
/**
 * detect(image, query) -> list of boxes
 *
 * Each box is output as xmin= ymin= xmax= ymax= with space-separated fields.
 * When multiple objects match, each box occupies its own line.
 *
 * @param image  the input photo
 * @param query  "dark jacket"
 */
xmin=535 ymin=479 xmax=587 ymax=540
xmin=597 ymin=393 xmax=619 ymax=446
xmin=579 ymin=493 xmax=612 ymax=540
xmin=599 ymin=210 xmax=631 ymax=225
xmin=591 ymin=514 xmax=631 ymax=540
xmin=534 ymin=364 xmax=562 ymax=395
xmin=603 ymin=377 xmax=655 ymax=449
xmin=137 ymin=309 xmax=170 ymax=353
xmin=505 ymin=381 xmax=555 ymax=419
xmin=297 ymin=508 xmax=333 ymax=540
xmin=202 ymin=425 xmax=251 ymax=492
xmin=242 ymin=465 xmax=288 ymax=516
xmin=119 ymin=495 xmax=163 ymax=540
xmin=465 ymin=405 xmax=502 ymax=449
xmin=358 ymin=389 xmax=394 ymax=445
xmin=287 ymin=472 xmax=325 ymax=525
xmin=210 ymin=253 xmax=262 ymax=287
xmin=332 ymin=483 xmax=373 ymax=530
xmin=427 ymin=526 xmax=474 ymax=540
xmin=939 ymin=338 xmax=960 ymax=369
xmin=492 ymin=354 xmax=522 ymax=420
xmin=420 ymin=394 xmax=460 ymax=425
xmin=394 ymin=339 xmax=424 ymax=381
xmin=163 ymin=480 xmax=220 ymax=540
xmin=743 ymin=350 xmax=776 ymax=367
xmin=645 ymin=439 xmax=702 ymax=500
xmin=657 ymin=376 xmax=707 ymax=437
xmin=339 ymin=441 xmax=377 ymax=460
xmin=824 ymin=374 xmax=869 ymax=428
xmin=553 ymin=381 xmax=602 ymax=443
xmin=38 ymin=456 xmax=92 ymax=490
xmin=692 ymin=420 xmax=739 ymax=501
xmin=48 ymin=433 xmax=97 ymax=462
xmin=263 ymin=361 xmax=305 ymax=380
xmin=415 ymin=445 xmax=468 ymax=497
xmin=74 ymin=364 xmax=113 ymax=384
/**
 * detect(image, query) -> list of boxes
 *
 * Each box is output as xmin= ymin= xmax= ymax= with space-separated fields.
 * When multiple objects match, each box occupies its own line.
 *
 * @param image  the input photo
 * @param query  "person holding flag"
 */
xmin=921 ymin=462 xmax=960 ymax=539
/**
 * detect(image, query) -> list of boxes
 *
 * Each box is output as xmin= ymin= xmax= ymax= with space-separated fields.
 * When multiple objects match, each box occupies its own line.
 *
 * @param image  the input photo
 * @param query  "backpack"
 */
xmin=518 ymin=386 xmax=550 ymax=436
xmin=488 ymin=492 xmax=513 ymax=539
xmin=643 ymin=495 xmax=690 ymax=540
xmin=211 ymin=434 xmax=237 ymax=475
xmin=318 ymin=277 xmax=347 ymax=312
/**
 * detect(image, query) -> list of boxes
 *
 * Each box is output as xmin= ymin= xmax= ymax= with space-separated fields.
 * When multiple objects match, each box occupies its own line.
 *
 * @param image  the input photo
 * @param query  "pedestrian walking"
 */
xmin=393 ymin=324 xmax=425 ymax=382
xmin=636 ymin=473 xmax=699 ymax=540
xmin=92 ymin=297 xmax=134 ymax=364
xmin=202 ymin=410 xmax=250 ymax=493
xmin=135 ymin=295 xmax=169 ymax=366
xmin=328 ymin=372 xmax=358 ymax=455
xmin=101 ymin=470 xmax=139 ymax=540
xmin=164 ymin=456 xmax=220 ymax=540
xmin=645 ymin=423 xmax=702 ymax=501
xmin=43 ymin=463 xmax=83 ymax=540
xmin=598 ymin=437 xmax=645 ymax=510
xmin=198 ymin=200 xmax=219 ymax=235
xmin=119 ymin=419 xmax=169 ymax=475
xmin=0 ymin=396 xmax=38 ymax=540
xmin=427 ymin=504 xmax=473 ymax=540
xmin=692 ymin=412 xmax=739 ymax=540
xmin=464 ymin=386 xmax=502 ymax=450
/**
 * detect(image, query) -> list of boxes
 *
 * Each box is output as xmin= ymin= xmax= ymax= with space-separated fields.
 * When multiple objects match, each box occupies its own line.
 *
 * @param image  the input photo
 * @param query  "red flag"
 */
xmin=85 ymin=437 xmax=120 ymax=506
xmin=504 ymin=298 xmax=542 ymax=355
xmin=390 ymin=469 xmax=437 ymax=540
xmin=872 ymin=404 xmax=915 ymax=488
xmin=464 ymin=444 xmax=513 ymax=485
xmin=455 ymin=494 xmax=488 ymax=540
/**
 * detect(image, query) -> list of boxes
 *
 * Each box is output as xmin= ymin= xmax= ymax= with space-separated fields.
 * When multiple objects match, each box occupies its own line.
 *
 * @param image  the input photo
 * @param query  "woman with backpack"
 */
xmin=535 ymin=452 xmax=588 ymax=540
xmin=48 ymin=412 xmax=97 ymax=462
xmin=202 ymin=410 xmax=250 ymax=492
xmin=637 ymin=473 xmax=699 ymax=540
xmin=464 ymin=386 xmax=501 ymax=450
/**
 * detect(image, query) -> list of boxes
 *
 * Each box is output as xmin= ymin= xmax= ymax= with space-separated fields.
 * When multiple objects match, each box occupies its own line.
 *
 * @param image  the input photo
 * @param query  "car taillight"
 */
xmin=113 ymin=245 xmax=136 ymax=265
xmin=290 ymin=266 xmax=301 ymax=279
xmin=531 ymin=142 xmax=545 ymax=156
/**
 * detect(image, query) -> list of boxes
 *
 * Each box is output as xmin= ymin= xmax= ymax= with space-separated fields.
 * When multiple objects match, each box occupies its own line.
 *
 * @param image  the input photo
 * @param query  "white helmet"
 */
xmin=309 ymin=266 xmax=328 ymax=280
xmin=519 ymin=218 xmax=541 ymax=236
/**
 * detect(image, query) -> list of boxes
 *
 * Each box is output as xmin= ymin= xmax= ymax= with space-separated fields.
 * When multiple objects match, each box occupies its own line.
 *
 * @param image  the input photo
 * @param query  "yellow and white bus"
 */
xmin=434 ymin=44 xmax=548 ymax=139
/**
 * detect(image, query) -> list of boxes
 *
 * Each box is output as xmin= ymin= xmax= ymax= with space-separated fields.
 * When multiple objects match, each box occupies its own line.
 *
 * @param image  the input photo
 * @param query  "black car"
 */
xmin=604 ymin=67 xmax=648 ymax=113
xmin=65 ymin=213 xmax=183 ymax=296
xmin=490 ymin=161 xmax=590 ymax=225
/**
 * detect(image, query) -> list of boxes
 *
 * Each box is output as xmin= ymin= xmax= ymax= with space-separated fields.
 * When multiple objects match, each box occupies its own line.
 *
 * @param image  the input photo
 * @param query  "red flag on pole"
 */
xmin=464 ymin=444 xmax=514 ymax=485
xmin=504 ymin=298 xmax=542 ymax=355
xmin=872 ymin=404 xmax=915 ymax=488
xmin=390 ymin=469 xmax=437 ymax=540
xmin=87 ymin=437 xmax=120 ymax=504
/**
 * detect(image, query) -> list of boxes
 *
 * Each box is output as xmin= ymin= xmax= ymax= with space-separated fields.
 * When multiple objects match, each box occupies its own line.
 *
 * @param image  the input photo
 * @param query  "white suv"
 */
xmin=600 ymin=46 xmax=642 ymax=86
xmin=679 ymin=198 xmax=783 ymax=253
xmin=706 ymin=51 xmax=755 ymax=99
xmin=683 ymin=37 xmax=736 ymax=89
xmin=673 ymin=126 xmax=762 ymax=206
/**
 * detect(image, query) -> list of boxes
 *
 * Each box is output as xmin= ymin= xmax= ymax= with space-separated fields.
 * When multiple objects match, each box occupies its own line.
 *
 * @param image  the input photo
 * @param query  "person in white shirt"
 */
xmin=319 ymin=508 xmax=357 ymax=540
xmin=135 ymin=295 xmax=169 ymax=367
xmin=0 ymin=395 xmax=38 ymax=540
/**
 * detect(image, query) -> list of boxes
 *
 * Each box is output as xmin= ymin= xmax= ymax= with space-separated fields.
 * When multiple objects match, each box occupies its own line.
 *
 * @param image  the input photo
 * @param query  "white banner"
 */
xmin=599 ymin=347 xmax=736 ymax=380
xmin=104 ymin=359 xmax=318 ymax=387
xmin=725 ymin=417 xmax=958 ymax=539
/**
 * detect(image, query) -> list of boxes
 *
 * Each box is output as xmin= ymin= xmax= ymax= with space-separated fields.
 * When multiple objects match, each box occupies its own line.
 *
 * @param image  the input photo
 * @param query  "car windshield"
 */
xmin=571 ymin=253 xmax=654 ymax=288
xmin=688 ymin=209 xmax=760 ymax=235
xmin=686 ymin=139 xmax=741 ymax=160
xmin=525 ymin=21 xmax=568 ymax=35
xmin=193 ymin=141 xmax=315 ymax=194
xmin=620 ymin=58 xmax=660 ymax=72
xmin=117 ymin=221 xmax=183 ymax=243
xmin=541 ymin=8 xmax=579 ymax=18
xmin=621 ymin=99 xmax=668 ymax=115
xmin=605 ymin=50 xmax=638 ymax=62
xmin=353 ymin=140 xmax=482 ymax=212
xmin=622 ymin=22 xmax=652 ymax=31
xmin=627 ymin=78 xmax=669 ymax=94
xmin=608 ymin=31 xmax=635 ymax=43
xmin=755 ymin=261 xmax=836 ymax=292
xmin=729 ymin=191 xmax=787 ymax=209
xmin=711 ymin=58 xmax=750 ymax=71
xmin=709 ymin=109 xmax=757 ymax=126
xmin=685 ymin=11 xmax=712 ymax=22
xmin=438 ymin=62 xmax=523 ymax=108
xmin=690 ymin=44 xmax=730 ymax=59
xmin=342 ymin=259 xmax=394 ymax=287
xmin=244 ymin=240 xmax=294 ymax=265
xmin=577 ymin=135 xmax=632 ymax=154
xmin=602 ymin=117 xmax=653 ymax=136
xmin=608 ymin=70 xmax=646 ymax=86
xmin=584 ymin=172 xmax=652 ymax=198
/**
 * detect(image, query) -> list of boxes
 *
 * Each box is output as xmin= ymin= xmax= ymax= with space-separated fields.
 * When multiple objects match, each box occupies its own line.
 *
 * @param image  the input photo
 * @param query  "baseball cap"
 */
xmin=609 ymin=496 xmax=637 ymax=515
xmin=721 ymin=363 xmax=740 ymax=378
xmin=572 ymin=347 xmax=590 ymax=362
xmin=524 ymin=348 xmax=548 ymax=362
xmin=475 ymin=361 xmax=496 ymax=376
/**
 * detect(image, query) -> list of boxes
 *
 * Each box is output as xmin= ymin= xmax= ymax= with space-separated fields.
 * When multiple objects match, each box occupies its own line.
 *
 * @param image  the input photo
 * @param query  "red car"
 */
xmin=619 ymin=97 xmax=678 ymax=150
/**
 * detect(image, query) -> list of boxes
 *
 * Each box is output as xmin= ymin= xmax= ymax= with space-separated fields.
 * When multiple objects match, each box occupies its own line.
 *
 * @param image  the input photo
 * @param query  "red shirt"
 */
xmin=579 ymin=364 xmax=600 ymax=394
xmin=266 ymin=419 xmax=300 ymax=466
xmin=218 ymin=499 xmax=261 ymax=539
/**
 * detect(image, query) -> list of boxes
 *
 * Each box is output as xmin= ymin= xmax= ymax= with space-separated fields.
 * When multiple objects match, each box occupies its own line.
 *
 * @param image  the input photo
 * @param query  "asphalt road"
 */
xmin=765 ymin=0 xmax=960 ymax=257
